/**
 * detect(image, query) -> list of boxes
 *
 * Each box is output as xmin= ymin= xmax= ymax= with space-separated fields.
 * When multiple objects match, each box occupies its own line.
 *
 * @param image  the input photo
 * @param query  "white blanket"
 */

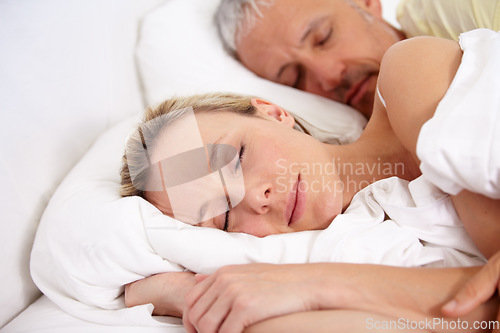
xmin=418 ymin=29 xmax=500 ymax=198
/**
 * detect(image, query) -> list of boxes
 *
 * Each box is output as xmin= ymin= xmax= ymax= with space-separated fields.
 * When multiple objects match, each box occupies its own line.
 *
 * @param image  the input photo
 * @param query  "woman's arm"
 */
xmin=244 ymin=310 xmax=433 ymax=333
xmin=124 ymin=271 xmax=195 ymax=317
xmin=183 ymin=263 xmax=498 ymax=333
xmin=451 ymin=191 xmax=500 ymax=258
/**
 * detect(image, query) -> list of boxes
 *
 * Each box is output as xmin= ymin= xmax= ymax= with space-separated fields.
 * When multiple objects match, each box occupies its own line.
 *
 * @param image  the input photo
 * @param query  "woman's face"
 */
xmin=146 ymin=100 xmax=343 ymax=237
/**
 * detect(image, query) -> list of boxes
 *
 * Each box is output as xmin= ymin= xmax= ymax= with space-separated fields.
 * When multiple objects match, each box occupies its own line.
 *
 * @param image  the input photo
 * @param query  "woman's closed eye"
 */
xmin=223 ymin=210 xmax=230 ymax=231
xmin=234 ymin=144 xmax=246 ymax=172
xmin=224 ymin=144 xmax=246 ymax=231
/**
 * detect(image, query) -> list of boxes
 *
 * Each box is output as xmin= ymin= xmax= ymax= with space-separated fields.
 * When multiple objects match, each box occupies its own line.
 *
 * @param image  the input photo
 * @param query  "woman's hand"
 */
xmin=125 ymin=271 xmax=196 ymax=317
xmin=182 ymin=263 xmax=340 ymax=333
xmin=442 ymin=251 xmax=500 ymax=332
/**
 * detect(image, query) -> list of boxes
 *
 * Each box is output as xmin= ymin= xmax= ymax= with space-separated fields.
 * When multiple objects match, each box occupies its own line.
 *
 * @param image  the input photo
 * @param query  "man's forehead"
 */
xmin=237 ymin=17 xmax=295 ymax=78
xmin=237 ymin=0 xmax=333 ymax=79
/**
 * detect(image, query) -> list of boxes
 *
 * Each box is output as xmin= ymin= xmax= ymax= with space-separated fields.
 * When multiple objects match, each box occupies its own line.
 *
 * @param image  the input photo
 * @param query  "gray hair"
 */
xmin=215 ymin=0 xmax=275 ymax=57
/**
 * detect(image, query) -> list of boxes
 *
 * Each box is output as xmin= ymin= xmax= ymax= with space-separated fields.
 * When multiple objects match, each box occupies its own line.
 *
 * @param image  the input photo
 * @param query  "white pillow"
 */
xmin=136 ymin=0 xmax=367 ymax=144
xmin=30 ymin=116 xmax=182 ymax=326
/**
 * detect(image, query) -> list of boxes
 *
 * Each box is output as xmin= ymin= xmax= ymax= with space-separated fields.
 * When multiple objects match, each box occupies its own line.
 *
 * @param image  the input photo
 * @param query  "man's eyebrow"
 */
xmin=276 ymin=16 xmax=329 ymax=81
xmin=300 ymin=16 xmax=328 ymax=43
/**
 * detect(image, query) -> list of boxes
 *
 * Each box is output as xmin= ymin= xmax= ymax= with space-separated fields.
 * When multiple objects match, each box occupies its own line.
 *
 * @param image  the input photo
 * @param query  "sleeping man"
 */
xmin=214 ymin=0 xmax=500 ymax=117
xmin=121 ymin=29 xmax=500 ymax=332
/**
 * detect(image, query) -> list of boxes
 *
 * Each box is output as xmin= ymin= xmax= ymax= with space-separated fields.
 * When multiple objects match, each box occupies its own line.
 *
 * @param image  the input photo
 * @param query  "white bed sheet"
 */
xmin=1 ymin=296 xmax=184 ymax=333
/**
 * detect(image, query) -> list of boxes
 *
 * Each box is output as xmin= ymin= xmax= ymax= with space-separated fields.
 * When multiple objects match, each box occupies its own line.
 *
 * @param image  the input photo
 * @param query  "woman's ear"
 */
xmin=250 ymin=98 xmax=295 ymax=128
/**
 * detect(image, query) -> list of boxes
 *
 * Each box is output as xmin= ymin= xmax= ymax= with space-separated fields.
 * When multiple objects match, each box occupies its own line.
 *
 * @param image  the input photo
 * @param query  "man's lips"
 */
xmin=285 ymin=174 xmax=306 ymax=226
xmin=345 ymin=76 xmax=371 ymax=106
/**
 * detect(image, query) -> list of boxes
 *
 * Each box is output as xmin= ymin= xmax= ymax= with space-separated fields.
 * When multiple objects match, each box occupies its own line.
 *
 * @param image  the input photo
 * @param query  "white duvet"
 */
xmin=418 ymin=29 xmax=500 ymax=198
xmin=30 ymin=29 xmax=499 ymax=326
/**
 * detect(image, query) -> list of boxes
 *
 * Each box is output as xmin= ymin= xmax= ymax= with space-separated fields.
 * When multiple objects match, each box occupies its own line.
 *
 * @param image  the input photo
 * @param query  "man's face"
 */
xmin=236 ymin=0 xmax=404 ymax=116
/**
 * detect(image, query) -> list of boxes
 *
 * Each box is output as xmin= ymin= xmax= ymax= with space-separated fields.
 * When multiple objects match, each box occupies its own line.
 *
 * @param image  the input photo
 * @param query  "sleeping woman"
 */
xmin=120 ymin=29 xmax=500 ymax=332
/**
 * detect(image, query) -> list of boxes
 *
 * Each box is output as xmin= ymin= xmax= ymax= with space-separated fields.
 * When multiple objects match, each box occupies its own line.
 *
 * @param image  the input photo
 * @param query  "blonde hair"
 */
xmin=119 ymin=92 xmax=309 ymax=198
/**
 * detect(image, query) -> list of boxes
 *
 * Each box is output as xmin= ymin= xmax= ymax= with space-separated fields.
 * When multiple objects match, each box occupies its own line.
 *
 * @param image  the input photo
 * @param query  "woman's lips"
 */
xmin=285 ymin=174 xmax=306 ymax=226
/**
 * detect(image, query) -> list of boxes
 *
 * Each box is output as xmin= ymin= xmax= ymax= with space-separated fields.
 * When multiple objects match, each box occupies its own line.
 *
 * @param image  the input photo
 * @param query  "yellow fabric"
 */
xmin=396 ymin=0 xmax=500 ymax=41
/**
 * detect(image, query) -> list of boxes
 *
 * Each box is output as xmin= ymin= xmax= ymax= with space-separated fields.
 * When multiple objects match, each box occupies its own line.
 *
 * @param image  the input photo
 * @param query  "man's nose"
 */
xmin=303 ymin=53 xmax=345 ymax=93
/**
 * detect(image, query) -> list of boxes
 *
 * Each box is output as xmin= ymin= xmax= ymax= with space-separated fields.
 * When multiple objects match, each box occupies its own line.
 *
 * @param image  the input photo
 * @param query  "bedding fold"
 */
xmin=417 ymin=29 xmax=500 ymax=198
xmin=30 ymin=117 xmax=184 ymax=327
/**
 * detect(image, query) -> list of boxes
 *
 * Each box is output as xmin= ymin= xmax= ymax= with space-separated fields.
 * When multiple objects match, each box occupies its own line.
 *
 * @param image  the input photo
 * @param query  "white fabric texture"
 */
xmin=135 ymin=0 xmax=367 ymax=145
xmin=417 ymin=29 xmax=500 ymax=198
xmin=2 ymin=296 xmax=184 ymax=333
xmin=30 ymin=113 xmax=484 ymax=326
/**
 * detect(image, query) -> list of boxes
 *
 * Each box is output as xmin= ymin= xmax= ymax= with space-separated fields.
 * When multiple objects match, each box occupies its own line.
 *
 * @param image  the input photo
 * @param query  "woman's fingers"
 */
xmin=442 ymin=252 xmax=500 ymax=317
xmin=182 ymin=311 xmax=196 ymax=333
xmin=195 ymin=273 xmax=209 ymax=283
xmin=182 ymin=264 xmax=324 ymax=333
xmin=183 ymin=273 xmax=214 ymax=333
xmin=193 ymin=290 xmax=234 ymax=333
xmin=184 ymin=268 xmax=238 ymax=333
xmin=217 ymin=304 xmax=253 ymax=333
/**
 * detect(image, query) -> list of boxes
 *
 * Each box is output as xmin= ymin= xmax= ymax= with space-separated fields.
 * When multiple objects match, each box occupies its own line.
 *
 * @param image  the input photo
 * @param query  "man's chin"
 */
xmin=352 ymin=95 xmax=375 ymax=118
xmin=352 ymin=75 xmax=377 ymax=118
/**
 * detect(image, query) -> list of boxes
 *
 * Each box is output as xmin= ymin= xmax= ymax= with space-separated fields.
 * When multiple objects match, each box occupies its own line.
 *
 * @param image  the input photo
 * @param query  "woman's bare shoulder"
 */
xmin=378 ymin=36 xmax=462 ymax=159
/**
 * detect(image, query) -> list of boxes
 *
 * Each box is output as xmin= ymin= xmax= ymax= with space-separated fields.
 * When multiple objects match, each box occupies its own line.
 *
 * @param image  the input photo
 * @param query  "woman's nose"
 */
xmin=243 ymin=183 xmax=272 ymax=215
